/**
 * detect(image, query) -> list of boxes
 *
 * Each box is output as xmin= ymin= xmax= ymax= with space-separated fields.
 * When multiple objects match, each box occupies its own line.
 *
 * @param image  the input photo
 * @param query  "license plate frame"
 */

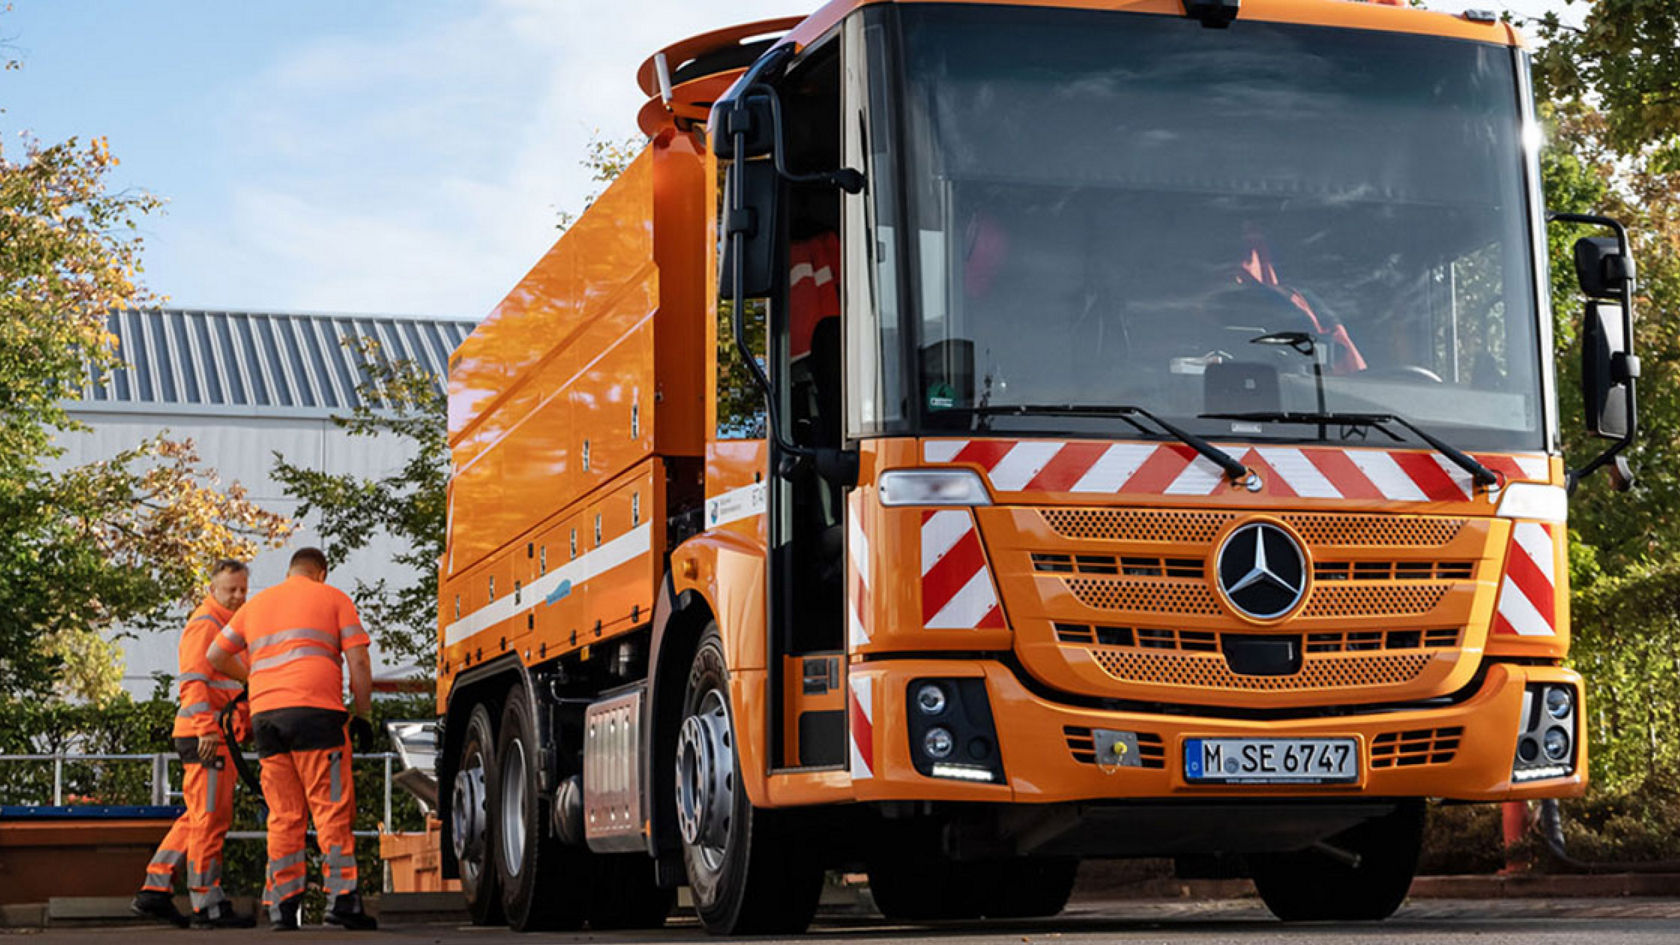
xmin=1183 ymin=737 xmax=1359 ymax=785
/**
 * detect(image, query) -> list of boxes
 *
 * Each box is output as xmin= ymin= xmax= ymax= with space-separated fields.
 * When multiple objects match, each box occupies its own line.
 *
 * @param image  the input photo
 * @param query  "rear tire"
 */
xmin=494 ymin=694 xmax=590 ymax=931
xmin=450 ymin=703 xmax=503 ymax=926
xmin=1251 ymin=801 xmax=1424 ymax=922
xmin=677 ymin=624 xmax=823 ymax=935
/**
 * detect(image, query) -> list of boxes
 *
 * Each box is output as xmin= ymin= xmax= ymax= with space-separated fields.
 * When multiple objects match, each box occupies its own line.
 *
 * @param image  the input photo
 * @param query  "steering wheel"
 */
xmin=1361 ymin=365 xmax=1445 ymax=384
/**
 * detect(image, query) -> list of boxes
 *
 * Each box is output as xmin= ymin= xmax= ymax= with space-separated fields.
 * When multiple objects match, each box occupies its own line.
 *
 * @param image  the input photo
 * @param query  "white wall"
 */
xmin=54 ymin=406 xmax=431 ymax=694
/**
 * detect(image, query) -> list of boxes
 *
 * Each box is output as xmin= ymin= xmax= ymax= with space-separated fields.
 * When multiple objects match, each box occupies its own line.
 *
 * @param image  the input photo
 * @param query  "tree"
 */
xmin=555 ymin=132 xmax=645 ymax=232
xmin=1533 ymin=2 xmax=1680 ymax=795
xmin=272 ymin=340 xmax=447 ymax=671
xmin=0 ymin=136 xmax=291 ymax=702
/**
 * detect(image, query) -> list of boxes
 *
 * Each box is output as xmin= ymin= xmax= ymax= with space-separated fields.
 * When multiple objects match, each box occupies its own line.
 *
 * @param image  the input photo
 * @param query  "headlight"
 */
xmin=1543 ymin=727 xmax=1571 ymax=761
xmin=923 ymin=727 xmax=955 ymax=759
xmin=1495 ymin=483 xmax=1567 ymax=523
xmin=878 ymin=469 xmax=991 ymax=507
xmin=1545 ymin=687 xmax=1573 ymax=720
xmin=914 ymin=683 xmax=947 ymax=716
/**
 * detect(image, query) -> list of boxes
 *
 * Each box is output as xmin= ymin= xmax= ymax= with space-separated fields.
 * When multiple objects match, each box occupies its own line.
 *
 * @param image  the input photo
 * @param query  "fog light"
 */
xmin=1546 ymin=687 xmax=1573 ymax=720
xmin=1543 ymin=727 xmax=1571 ymax=761
xmin=924 ymin=727 xmax=955 ymax=759
xmin=915 ymin=684 xmax=947 ymax=716
xmin=1518 ymin=737 xmax=1540 ymax=763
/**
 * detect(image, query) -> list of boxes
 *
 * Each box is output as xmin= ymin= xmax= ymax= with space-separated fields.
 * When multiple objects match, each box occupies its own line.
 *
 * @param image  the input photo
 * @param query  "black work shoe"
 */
xmin=269 ymin=895 xmax=302 ymax=932
xmin=323 ymin=892 xmax=379 ymax=931
xmin=131 ymin=890 xmax=190 ymax=928
xmin=193 ymin=901 xmax=257 ymax=929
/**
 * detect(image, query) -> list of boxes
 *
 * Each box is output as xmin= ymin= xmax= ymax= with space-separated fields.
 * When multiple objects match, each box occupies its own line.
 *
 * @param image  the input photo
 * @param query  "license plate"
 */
xmin=1184 ymin=737 xmax=1359 ymax=784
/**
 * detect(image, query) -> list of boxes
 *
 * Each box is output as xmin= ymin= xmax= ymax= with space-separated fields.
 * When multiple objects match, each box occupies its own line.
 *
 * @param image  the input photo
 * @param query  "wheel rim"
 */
xmin=451 ymin=748 xmax=489 ymax=884
xmin=500 ymin=738 xmax=528 ymax=877
xmin=675 ymin=687 xmax=734 ymax=873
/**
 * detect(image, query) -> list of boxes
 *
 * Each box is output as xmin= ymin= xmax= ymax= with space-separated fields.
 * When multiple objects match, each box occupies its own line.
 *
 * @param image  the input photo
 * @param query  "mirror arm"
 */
xmin=761 ymin=84 xmax=866 ymax=193
xmin=725 ymin=76 xmax=860 ymax=488
xmin=1549 ymin=211 xmax=1639 ymax=492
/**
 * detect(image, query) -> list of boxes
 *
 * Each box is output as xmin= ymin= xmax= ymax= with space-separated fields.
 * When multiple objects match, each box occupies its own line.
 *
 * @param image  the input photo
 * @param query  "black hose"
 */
xmin=1538 ymin=798 xmax=1680 ymax=873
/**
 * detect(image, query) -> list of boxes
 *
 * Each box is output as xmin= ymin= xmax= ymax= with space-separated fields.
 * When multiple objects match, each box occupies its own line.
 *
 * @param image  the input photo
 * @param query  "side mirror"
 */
xmin=1582 ymin=300 xmax=1637 ymax=440
xmin=711 ymin=91 xmax=776 ymax=161
xmin=718 ymin=158 xmax=781 ymax=299
xmin=1574 ymin=235 xmax=1635 ymax=300
xmin=1550 ymin=212 xmax=1639 ymax=492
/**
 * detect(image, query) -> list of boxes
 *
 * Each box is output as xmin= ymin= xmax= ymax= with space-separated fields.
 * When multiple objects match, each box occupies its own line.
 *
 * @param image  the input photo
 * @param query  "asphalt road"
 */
xmin=17 ymin=899 xmax=1680 ymax=944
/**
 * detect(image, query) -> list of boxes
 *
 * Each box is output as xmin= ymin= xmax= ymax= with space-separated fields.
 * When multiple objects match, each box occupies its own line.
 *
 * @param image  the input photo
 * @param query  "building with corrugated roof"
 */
xmin=57 ymin=308 xmax=474 ymax=694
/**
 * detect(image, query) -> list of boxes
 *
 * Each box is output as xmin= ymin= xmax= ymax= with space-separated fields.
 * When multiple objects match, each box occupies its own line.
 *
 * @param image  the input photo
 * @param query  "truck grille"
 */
xmin=1370 ymin=727 xmax=1463 ymax=768
xmin=985 ymin=505 xmax=1494 ymax=706
xmin=1054 ymin=624 xmax=1459 ymax=653
xmin=1091 ymin=649 xmax=1434 ymax=691
xmin=1063 ymin=726 xmax=1166 ymax=768
xmin=1043 ymin=509 xmax=1467 ymax=548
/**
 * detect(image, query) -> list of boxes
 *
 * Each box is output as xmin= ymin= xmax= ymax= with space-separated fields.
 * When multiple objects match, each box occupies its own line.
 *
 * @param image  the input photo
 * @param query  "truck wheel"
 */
xmin=676 ymin=624 xmax=823 ymax=935
xmin=985 ymin=857 xmax=1079 ymax=918
xmin=587 ymin=853 xmax=675 ymax=930
xmin=1251 ymin=801 xmax=1425 ymax=922
xmin=450 ymin=703 xmax=503 ymax=926
xmin=494 ymin=694 xmax=589 ymax=931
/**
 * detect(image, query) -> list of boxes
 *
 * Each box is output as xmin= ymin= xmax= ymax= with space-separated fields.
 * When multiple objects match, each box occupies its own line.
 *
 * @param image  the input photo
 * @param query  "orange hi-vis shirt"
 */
xmin=173 ymin=596 xmax=246 ymax=738
xmin=209 ymin=575 xmax=370 ymax=715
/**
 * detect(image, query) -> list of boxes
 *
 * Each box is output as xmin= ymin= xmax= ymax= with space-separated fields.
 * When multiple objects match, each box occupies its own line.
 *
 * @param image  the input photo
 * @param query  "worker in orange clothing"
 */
xmin=131 ymin=559 xmax=258 ymax=929
xmin=207 ymin=547 xmax=377 ymax=931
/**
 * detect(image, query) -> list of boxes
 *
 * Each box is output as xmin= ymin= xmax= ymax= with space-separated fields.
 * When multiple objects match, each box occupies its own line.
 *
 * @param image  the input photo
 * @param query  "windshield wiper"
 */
xmin=968 ymin=403 xmax=1249 ymax=483
xmin=1201 ymin=410 xmax=1498 ymax=489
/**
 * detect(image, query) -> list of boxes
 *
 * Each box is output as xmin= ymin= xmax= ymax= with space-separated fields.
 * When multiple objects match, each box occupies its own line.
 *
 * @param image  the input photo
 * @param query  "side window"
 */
xmin=716 ymin=296 xmax=767 ymax=439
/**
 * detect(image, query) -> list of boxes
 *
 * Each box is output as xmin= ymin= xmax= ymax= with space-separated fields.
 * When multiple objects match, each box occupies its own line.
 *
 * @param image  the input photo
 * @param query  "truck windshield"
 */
xmin=894 ymin=6 xmax=1543 ymax=451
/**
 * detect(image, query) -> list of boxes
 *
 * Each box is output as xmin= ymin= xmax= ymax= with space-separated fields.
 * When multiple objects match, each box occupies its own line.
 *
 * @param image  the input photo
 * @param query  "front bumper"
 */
xmin=847 ymin=658 xmax=1585 ymax=804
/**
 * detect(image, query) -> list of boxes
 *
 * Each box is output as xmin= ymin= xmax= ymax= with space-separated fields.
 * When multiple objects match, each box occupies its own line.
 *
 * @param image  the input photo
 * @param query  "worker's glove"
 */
xmin=349 ymin=715 xmax=375 ymax=754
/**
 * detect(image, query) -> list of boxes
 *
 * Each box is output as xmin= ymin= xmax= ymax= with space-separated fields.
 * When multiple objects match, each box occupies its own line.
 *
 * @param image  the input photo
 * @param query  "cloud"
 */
xmin=162 ymin=0 xmax=797 ymax=318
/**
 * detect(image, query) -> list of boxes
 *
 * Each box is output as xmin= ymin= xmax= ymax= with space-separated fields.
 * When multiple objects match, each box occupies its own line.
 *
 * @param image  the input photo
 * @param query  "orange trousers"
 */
xmin=141 ymin=739 xmax=235 ymax=911
xmin=260 ymin=736 xmax=358 ymax=912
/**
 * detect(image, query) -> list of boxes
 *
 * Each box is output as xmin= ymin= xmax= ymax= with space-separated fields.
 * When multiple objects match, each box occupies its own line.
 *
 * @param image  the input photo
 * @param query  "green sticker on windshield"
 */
xmin=927 ymin=382 xmax=956 ymax=411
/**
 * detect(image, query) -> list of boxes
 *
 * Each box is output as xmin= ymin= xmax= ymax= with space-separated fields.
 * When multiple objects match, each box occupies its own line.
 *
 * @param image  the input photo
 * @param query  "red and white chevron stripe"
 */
xmin=1493 ymin=521 xmax=1558 ymax=637
xmin=923 ymin=439 xmax=1548 ymax=502
xmin=849 ymin=675 xmax=873 ymax=780
xmin=922 ymin=509 xmax=1007 ymax=630
xmin=847 ymin=494 xmax=871 ymax=650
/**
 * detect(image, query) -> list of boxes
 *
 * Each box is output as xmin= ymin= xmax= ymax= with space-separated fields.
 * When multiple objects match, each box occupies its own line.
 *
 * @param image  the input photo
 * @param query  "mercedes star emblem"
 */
xmin=1216 ymin=522 xmax=1308 ymax=621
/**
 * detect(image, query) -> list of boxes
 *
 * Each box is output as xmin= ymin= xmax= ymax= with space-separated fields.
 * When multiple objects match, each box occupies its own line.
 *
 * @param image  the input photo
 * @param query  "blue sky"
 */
xmin=2 ymin=0 xmax=1573 ymax=321
xmin=1 ymin=0 xmax=794 ymax=318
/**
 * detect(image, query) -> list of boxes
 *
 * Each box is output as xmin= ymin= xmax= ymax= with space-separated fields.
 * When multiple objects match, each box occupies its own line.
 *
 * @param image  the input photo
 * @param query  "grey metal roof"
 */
xmin=74 ymin=308 xmax=475 ymax=417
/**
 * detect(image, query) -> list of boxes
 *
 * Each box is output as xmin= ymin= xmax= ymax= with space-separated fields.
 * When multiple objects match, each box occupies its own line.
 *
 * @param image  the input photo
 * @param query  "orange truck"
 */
xmin=434 ymin=0 xmax=1642 ymax=934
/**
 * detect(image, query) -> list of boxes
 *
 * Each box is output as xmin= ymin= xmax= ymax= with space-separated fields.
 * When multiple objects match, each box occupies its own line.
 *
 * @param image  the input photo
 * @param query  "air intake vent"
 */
xmin=1371 ymin=727 xmax=1464 ymax=768
xmin=1314 ymin=561 xmax=1475 ymax=581
xmin=1064 ymin=726 xmax=1165 ymax=769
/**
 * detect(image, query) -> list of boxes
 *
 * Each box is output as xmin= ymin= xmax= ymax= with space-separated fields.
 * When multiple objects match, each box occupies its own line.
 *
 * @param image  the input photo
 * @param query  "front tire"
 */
xmin=1251 ymin=801 xmax=1424 ymax=922
xmin=676 ymin=625 xmax=823 ymax=935
xmin=494 ymin=694 xmax=589 ymax=931
xmin=450 ymin=703 xmax=503 ymax=926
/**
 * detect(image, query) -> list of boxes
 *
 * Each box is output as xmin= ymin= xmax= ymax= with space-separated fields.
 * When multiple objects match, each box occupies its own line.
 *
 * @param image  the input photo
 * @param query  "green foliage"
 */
xmin=0 ymin=134 xmax=290 ymax=701
xmin=1535 ymin=0 xmax=1680 ymax=155
xmin=272 ymin=339 xmax=447 ymax=671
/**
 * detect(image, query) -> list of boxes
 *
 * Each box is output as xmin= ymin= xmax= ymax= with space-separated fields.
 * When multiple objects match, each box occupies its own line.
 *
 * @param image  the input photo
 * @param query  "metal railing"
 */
xmin=0 ymin=752 xmax=403 ymax=839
